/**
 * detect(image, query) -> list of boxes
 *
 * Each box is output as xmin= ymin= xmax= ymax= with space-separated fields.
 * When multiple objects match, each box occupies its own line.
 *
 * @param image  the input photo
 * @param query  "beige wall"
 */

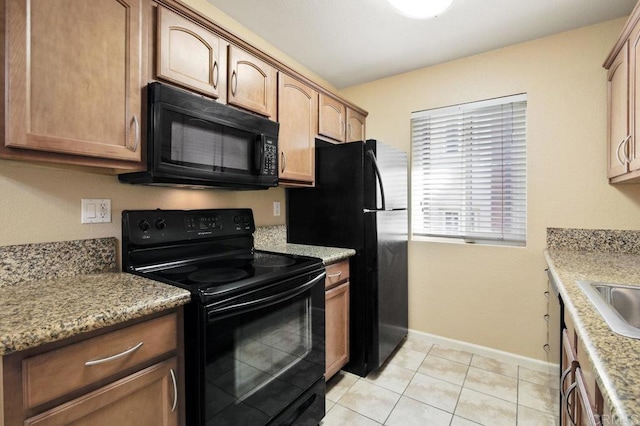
xmin=341 ymin=18 xmax=640 ymax=360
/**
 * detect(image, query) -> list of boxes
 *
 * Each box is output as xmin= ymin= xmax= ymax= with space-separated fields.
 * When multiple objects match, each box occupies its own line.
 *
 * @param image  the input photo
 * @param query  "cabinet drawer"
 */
xmin=326 ymin=260 xmax=350 ymax=289
xmin=23 ymin=313 xmax=178 ymax=409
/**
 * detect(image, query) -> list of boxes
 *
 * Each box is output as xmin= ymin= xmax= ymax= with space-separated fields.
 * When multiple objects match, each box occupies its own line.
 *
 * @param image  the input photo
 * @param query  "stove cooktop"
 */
xmin=137 ymin=249 xmax=322 ymax=302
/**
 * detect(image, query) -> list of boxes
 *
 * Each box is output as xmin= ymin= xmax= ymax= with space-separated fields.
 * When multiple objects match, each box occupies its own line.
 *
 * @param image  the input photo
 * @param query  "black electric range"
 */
xmin=122 ymin=209 xmax=326 ymax=426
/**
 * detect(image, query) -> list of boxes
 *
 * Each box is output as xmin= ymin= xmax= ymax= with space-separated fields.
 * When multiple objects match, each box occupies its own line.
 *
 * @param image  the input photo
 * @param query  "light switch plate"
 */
xmin=81 ymin=199 xmax=111 ymax=224
xmin=273 ymin=201 xmax=281 ymax=217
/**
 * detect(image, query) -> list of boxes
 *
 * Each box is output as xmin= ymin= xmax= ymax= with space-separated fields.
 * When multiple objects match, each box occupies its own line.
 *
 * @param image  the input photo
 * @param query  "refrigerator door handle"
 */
xmin=366 ymin=150 xmax=386 ymax=210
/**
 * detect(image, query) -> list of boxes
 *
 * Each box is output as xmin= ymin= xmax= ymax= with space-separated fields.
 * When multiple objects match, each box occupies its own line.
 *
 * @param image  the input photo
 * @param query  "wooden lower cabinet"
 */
xmin=325 ymin=260 xmax=350 ymax=380
xmin=24 ymin=357 xmax=178 ymax=426
xmin=1 ymin=310 xmax=184 ymax=426
xmin=562 ymin=308 xmax=601 ymax=426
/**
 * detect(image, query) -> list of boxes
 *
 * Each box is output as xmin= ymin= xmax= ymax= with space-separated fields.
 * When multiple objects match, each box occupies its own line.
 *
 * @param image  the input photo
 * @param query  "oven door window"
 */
xmin=204 ymin=291 xmax=324 ymax=425
xmin=158 ymin=107 xmax=256 ymax=177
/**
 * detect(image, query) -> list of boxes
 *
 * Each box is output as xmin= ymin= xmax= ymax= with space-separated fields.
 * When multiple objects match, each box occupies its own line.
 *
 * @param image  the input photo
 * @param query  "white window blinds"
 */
xmin=411 ymin=94 xmax=527 ymax=245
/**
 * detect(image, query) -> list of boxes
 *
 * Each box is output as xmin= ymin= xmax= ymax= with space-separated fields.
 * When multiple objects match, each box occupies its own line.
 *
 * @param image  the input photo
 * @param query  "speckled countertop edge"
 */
xmin=256 ymin=242 xmax=356 ymax=265
xmin=0 ymin=272 xmax=191 ymax=356
xmin=254 ymin=225 xmax=356 ymax=264
xmin=545 ymin=249 xmax=640 ymax=425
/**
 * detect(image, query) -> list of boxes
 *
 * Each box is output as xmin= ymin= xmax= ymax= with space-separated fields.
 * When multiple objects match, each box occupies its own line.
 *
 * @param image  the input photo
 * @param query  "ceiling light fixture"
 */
xmin=386 ymin=0 xmax=454 ymax=19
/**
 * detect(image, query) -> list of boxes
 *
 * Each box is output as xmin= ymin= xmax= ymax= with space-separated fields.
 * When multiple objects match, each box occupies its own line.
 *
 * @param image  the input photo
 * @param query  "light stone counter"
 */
xmin=254 ymin=225 xmax=356 ymax=264
xmin=0 ymin=238 xmax=191 ymax=356
xmin=545 ymin=228 xmax=640 ymax=425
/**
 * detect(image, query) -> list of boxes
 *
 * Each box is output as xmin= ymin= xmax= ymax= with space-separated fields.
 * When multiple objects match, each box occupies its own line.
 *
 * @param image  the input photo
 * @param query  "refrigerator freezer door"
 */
xmin=365 ymin=140 xmax=408 ymax=211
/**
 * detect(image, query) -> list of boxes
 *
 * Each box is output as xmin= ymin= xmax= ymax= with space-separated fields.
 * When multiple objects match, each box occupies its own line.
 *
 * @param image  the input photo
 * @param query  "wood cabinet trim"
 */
xmin=156 ymin=0 xmax=367 ymax=117
xmin=604 ymin=1 xmax=640 ymax=68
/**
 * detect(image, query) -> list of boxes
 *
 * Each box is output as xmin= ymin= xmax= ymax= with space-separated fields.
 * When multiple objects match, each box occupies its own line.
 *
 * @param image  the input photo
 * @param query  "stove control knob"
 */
xmin=155 ymin=218 xmax=166 ymax=230
xmin=242 ymin=214 xmax=251 ymax=224
xmin=138 ymin=219 xmax=150 ymax=232
xmin=233 ymin=215 xmax=241 ymax=224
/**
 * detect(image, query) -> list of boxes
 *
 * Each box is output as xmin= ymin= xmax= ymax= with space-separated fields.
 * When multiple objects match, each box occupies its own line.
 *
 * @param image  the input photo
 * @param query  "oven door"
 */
xmin=193 ymin=270 xmax=326 ymax=426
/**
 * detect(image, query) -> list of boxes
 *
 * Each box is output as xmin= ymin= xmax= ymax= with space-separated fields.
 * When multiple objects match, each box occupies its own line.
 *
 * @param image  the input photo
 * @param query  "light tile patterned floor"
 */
xmin=322 ymin=337 xmax=559 ymax=426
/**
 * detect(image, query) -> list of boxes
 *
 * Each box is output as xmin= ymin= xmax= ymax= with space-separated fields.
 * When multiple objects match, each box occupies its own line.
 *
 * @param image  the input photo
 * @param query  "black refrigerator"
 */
xmin=287 ymin=139 xmax=408 ymax=377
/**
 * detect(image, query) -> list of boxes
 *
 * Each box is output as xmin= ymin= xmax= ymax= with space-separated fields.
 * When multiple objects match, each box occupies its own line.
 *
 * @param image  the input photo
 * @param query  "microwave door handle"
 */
xmin=366 ymin=150 xmax=387 ymax=211
xmin=254 ymin=134 xmax=266 ymax=174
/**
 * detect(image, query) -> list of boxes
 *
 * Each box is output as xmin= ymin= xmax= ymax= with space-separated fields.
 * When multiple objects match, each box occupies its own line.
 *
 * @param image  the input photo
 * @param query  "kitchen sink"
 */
xmin=577 ymin=281 xmax=640 ymax=339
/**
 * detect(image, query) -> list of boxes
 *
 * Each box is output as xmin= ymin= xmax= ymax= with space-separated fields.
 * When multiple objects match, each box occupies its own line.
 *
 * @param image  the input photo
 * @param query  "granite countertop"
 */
xmin=256 ymin=242 xmax=356 ymax=265
xmin=0 ymin=237 xmax=192 ymax=357
xmin=0 ymin=272 xmax=191 ymax=356
xmin=254 ymin=225 xmax=356 ymax=264
xmin=545 ymin=248 xmax=640 ymax=425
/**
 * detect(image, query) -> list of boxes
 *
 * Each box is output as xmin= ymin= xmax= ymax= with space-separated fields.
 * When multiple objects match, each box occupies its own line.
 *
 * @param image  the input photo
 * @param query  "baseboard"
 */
xmin=407 ymin=329 xmax=560 ymax=373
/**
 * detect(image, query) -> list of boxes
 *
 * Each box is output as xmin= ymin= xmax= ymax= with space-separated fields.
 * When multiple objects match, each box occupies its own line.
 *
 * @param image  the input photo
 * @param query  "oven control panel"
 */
xmin=123 ymin=208 xmax=256 ymax=246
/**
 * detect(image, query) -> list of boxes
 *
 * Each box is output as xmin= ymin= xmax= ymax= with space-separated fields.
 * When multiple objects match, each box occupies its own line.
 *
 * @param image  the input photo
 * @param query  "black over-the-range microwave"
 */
xmin=119 ymin=82 xmax=279 ymax=189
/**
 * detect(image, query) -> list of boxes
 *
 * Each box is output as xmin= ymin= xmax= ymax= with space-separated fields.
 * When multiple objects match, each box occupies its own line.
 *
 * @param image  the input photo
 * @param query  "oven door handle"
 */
xmin=207 ymin=272 xmax=326 ymax=320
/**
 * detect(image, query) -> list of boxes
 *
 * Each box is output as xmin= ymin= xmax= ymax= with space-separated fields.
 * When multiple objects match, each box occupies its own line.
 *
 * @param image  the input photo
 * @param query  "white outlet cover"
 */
xmin=273 ymin=201 xmax=281 ymax=217
xmin=81 ymin=199 xmax=111 ymax=224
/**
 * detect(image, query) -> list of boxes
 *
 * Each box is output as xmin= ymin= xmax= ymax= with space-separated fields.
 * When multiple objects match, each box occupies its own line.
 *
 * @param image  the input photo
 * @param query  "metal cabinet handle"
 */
xmin=213 ymin=60 xmax=219 ymax=89
xmin=170 ymin=368 xmax=178 ymax=413
xmin=327 ymin=271 xmax=342 ymax=278
xmin=84 ymin=342 xmax=144 ymax=366
xmin=565 ymin=381 xmax=578 ymax=425
xmin=347 ymin=123 xmax=352 ymax=139
xmin=231 ymin=70 xmax=237 ymax=96
xmin=616 ymin=135 xmax=631 ymax=165
xmin=560 ymin=365 xmax=572 ymax=398
xmin=341 ymin=121 xmax=345 ymax=137
xmin=129 ymin=115 xmax=140 ymax=152
xmin=281 ymin=151 xmax=286 ymax=173
xmin=623 ymin=135 xmax=632 ymax=163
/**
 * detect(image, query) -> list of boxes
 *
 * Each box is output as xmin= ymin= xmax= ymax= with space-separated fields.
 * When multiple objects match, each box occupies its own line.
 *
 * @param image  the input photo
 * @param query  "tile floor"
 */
xmin=321 ymin=337 xmax=559 ymax=426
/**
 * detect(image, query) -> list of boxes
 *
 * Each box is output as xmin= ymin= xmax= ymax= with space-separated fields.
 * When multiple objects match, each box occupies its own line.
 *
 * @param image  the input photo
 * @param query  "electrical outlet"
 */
xmin=273 ymin=201 xmax=281 ymax=217
xmin=81 ymin=199 xmax=111 ymax=224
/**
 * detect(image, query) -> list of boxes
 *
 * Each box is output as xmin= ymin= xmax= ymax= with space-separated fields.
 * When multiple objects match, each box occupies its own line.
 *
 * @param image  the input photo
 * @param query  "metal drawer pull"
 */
xmin=281 ymin=151 xmax=286 ymax=173
xmin=130 ymin=115 xmax=140 ymax=152
xmin=565 ymin=381 xmax=578 ymax=425
xmin=84 ymin=342 xmax=144 ymax=366
xmin=231 ymin=70 xmax=238 ymax=96
xmin=213 ymin=60 xmax=219 ymax=89
xmin=327 ymin=271 xmax=342 ymax=278
xmin=170 ymin=368 xmax=178 ymax=413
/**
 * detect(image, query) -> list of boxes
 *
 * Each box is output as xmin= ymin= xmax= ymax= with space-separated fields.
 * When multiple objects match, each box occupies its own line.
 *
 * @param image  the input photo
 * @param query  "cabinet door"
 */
xmin=346 ymin=108 xmax=366 ymax=142
xmin=325 ymin=281 xmax=349 ymax=380
xmin=157 ymin=6 xmax=226 ymax=101
xmin=607 ymin=41 xmax=630 ymax=178
xmin=25 ymin=357 xmax=179 ymax=426
xmin=574 ymin=368 xmax=601 ymax=426
xmin=277 ymin=74 xmax=317 ymax=185
xmin=319 ymin=93 xmax=346 ymax=142
xmin=227 ymin=45 xmax=277 ymax=119
xmin=561 ymin=329 xmax=578 ymax=426
xmin=6 ymin=0 xmax=144 ymax=162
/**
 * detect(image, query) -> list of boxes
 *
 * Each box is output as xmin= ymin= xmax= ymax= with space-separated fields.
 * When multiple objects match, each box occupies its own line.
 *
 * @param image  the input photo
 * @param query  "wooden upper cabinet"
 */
xmin=156 ymin=6 xmax=226 ymax=101
xmin=607 ymin=41 xmax=630 ymax=179
xmin=277 ymin=74 xmax=317 ymax=185
xmin=319 ymin=93 xmax=347 ymax=142
xmin=346 ymin=108 xmax=366 ymax=142
xmin=227 ymin=45 xmax=277 ymax=119
xmin=5 ymin=0 xmax=145 ymax=163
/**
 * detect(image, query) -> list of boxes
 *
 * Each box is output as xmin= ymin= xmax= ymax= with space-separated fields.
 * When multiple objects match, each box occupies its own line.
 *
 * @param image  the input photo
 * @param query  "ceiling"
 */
xmin=206 ymin=0 xmax=636 ymax=89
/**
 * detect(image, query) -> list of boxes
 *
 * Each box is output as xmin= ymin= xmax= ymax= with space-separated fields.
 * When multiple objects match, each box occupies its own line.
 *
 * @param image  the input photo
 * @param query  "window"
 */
xmin=411 ymin=94 xmax=527 ymax=246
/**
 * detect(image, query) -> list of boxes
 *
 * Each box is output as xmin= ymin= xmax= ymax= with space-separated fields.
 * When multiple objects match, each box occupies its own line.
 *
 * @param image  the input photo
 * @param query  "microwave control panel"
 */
xmin=263 ymin=140 xmax=277 ymax=176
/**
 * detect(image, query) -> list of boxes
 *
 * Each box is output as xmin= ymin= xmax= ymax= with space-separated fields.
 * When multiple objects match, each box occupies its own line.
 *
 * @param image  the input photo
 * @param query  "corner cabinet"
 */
xmin=325 ymin=260 xmax=350 ymax=381
xmin=227 ymin=45 xmax=277 ymax=119
xmin=2 ymin=0 xmax=147 ymax=169
xmin=1 ymin=311 xmax=183 ymax=425
xmin=156 ymin=5 xmax=227 ymax=102
xmin=605 ymin=2 xmax=640 ymax=183
xmin=277 ymin=74 xmax=317 ymax=186
xmin=346 ymin=108 xmax=366 ymax=142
